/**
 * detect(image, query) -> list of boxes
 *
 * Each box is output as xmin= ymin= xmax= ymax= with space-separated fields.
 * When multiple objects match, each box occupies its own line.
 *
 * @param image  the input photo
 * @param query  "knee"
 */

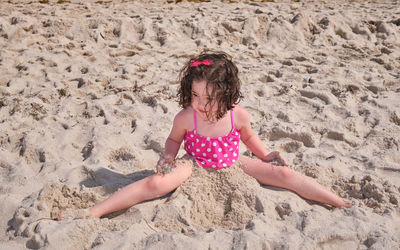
xmin=277 ymin=166 xmax=295 ymax=182
xmin=145 ymin=175 xmax=164 ymax=194
xmin=175 ymin=158 xmax=194 ymax=177
xmin=145 ymin=163 xmax=193 ymax=194
xmin=184 ymin=164 xmax=193 ymax=177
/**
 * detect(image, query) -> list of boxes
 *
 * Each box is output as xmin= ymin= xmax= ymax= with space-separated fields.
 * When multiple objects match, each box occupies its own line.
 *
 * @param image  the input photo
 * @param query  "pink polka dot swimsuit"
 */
xmin=184 ymin=109 xmax=240 ymax=169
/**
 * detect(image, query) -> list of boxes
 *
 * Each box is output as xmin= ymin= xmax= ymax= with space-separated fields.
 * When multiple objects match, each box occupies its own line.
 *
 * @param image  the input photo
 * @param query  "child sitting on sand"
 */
xmin=61 ymin=51 xmax=351 ymax=220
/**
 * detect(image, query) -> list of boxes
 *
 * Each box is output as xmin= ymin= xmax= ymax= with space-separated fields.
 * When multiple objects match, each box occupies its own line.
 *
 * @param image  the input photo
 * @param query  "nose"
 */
xmin=198 ymin=98 xmax=205 ymax=107
xmin=197 ymin=98 xmax=206 ymax=108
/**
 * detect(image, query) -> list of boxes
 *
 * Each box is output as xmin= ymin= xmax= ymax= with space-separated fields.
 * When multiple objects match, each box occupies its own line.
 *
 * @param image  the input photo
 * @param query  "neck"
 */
xmin=197 ymin=110 xmax=228 ymax=124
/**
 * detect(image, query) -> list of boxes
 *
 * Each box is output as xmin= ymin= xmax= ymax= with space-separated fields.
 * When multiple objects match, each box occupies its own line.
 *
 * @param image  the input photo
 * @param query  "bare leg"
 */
xmin=239 ymin=156 xmax=351 ymax=208
xmin=89 ymin=160 xmax=193 ymax=218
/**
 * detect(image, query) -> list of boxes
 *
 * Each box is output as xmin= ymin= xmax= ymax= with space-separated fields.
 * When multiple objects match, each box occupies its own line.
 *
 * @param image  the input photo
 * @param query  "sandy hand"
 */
xmin=264 ymin=151 xmax=289 ymax=167
xmin=156 ymin=155 xmax=176 ymax=175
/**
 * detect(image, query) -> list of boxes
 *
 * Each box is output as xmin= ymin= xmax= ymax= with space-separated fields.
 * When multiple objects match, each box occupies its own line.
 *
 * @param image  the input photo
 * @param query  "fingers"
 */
xmin=276 ymin=153 xmax=289 ymax=167
xmin=264 ymin=151 xmax=276 ymax=162
xmin=156 ymin=155 xmax=176 ymax=175
xmin=278 ymin=155 xmax=289 ymax=166
xmin=56 ymin=211 xmax=64 ymax=221
xmin=265 ymin=151 xmax=280 ymax=162
xmin=265 ymin=151 xmax=289 ymax=167
xmin=156 ymin=158 xmax=164 ymax=174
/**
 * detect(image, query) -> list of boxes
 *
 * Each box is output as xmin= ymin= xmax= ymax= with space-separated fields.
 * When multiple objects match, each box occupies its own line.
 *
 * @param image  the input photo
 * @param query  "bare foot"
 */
xmin=56 ymin=208 xmax=93 ymax=221
xmin=338 ymin=200 xmax=353 ymax=208
xmin=343 ymin=202 xmax=353 ymax=208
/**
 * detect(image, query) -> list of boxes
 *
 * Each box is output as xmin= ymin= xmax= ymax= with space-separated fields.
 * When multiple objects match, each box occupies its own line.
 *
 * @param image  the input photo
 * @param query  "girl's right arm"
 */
xmin=160 ymin=109 xmax=189 ymax=161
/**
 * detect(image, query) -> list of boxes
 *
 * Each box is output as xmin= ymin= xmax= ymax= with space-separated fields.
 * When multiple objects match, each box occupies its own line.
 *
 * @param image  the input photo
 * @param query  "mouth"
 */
xmin=198 ymin=109 xmax=206 ymax=114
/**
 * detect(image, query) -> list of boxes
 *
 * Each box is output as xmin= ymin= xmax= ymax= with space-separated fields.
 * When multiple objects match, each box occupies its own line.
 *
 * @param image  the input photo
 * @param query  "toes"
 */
xmin=55 ymin=210 xmax=65 ymax=221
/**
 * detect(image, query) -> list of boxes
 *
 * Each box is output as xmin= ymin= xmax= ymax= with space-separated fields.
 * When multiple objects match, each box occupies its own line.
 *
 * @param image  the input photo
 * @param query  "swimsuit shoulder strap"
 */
xmin=230 ymin=109 xmax=236 ymax=130
xmin=193 ymin=109 xmax=197 ymax=131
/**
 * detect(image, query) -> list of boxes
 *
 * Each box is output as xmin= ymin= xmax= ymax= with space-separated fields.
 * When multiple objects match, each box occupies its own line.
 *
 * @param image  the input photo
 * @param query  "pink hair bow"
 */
xmin=190 ymin=59 xmax=212 ymax=67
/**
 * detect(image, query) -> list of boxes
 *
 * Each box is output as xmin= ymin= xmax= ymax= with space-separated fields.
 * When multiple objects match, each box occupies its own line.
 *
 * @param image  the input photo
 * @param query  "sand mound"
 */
xmin=152 ymin=164 xmax=262 ymax=233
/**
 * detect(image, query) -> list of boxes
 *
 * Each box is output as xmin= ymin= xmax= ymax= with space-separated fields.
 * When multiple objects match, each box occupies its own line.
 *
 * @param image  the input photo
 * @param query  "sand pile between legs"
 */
xmin=152 ymin=164 xmax=262 ymax=233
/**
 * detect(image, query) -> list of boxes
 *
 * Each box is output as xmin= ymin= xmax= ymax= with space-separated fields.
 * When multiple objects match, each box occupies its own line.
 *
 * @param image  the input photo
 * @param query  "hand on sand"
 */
xmin=56 ymin=208 xmax=93 ymax=221
xmin=156 ymin=154 xmax=175 ymax=175
xmin=264 ymin=151 xmax=289 ymax=167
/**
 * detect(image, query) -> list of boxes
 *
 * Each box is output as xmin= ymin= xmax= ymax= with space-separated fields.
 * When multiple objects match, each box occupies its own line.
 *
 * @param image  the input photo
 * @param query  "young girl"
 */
xmin=62 ymin=52 xmax=350 ymax=220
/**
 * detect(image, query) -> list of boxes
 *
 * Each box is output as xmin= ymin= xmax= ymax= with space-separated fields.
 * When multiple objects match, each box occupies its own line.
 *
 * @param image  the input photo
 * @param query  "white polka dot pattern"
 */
xmin=184 ymin=127 xmax=240 ymax=170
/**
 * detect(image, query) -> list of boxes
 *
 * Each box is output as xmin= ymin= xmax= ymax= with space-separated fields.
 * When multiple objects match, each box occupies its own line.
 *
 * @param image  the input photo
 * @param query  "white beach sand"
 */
xmin=0 ymin=0 xmax=399 ymax=249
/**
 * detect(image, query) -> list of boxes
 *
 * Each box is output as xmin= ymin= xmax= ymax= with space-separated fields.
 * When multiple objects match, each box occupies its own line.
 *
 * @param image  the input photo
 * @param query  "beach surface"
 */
xmin=1 ymin=0 xmax=399 ymax=249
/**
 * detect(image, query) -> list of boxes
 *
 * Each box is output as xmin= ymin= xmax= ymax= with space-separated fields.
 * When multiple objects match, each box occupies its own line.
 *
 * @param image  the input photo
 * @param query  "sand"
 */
xmin=1 ymin=0 xmax=399 ymax=249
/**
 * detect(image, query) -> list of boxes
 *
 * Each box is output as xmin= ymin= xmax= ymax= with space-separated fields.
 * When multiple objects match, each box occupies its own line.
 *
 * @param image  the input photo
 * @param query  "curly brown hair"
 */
xmin=178 ymin=51 xmax=243 ymax=121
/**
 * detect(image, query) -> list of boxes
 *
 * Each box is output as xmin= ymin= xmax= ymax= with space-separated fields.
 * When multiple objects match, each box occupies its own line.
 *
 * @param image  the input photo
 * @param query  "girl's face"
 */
xmin=191 ymin=79 xmax=218 ymax=120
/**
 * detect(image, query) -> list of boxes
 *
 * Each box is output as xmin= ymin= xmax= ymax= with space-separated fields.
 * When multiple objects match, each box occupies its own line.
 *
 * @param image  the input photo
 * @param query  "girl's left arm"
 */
xmin=236 ymin=106 xmax=288 ymax=166
xmin=238 ymin=109 xmax=269 ymax=160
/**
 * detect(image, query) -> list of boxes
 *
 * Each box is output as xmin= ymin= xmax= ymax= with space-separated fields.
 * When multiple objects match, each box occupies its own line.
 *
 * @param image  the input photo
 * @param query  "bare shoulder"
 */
xmin=232 ymin=105 xmax=250 ymax=130
xmin=173 ymin=106 xmax=193 ymax=130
